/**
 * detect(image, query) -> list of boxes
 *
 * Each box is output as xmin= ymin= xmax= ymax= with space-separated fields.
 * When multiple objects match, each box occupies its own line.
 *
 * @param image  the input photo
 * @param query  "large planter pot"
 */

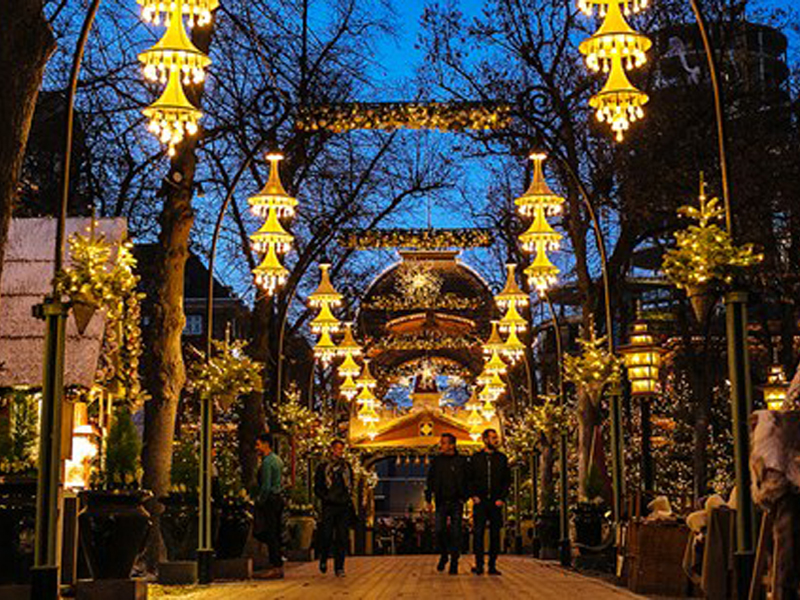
xmin=573 ymin=502 xmax=603 ymax=555
xmin=215 ymin=498 xmax=253 ymax=560
xmin=685 ymin=284 xmax=718 ymax=325
xmin=0 ymin=477 xmax=37 ymax=584
xmin=79 ymin=489 xmax=152 ymax=580
xmin=287 ymin=514 xmax=315 ymax=552
xmin=535 ymin=511 xmax=560 ymax=559
xmin=160 ymin=492 xmax=199 ymax=561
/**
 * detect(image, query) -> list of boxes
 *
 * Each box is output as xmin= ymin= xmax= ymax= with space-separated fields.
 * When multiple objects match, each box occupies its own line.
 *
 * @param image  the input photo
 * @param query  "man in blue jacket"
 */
xmin=467 ymin=428 xmax=511 ymax=575
xmin=254 ymin=433 xmax=284 ymax=579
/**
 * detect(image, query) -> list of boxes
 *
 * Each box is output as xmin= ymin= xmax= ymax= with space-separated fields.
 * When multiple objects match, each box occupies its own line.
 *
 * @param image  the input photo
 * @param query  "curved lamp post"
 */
xmin=31 ymin=3 xmax=102 ymax=598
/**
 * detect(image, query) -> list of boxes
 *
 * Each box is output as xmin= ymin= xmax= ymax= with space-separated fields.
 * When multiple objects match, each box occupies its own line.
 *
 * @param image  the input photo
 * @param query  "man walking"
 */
xmin=254 ymin=433 xmax=284 ymax=579
xmin=314 ymin=439 xmax=354 ymax=577
xmin=425 ymin=432 xmax=468 ymax=575
xmin=468 ymin=428 xmax=510 ymax=575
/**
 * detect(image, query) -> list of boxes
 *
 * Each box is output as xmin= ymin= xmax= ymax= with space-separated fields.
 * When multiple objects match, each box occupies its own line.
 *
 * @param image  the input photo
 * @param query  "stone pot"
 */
xmin=0 ymin=477 xmax=37 ymax=584
xmin=78 ymin=489 xmax=151 ymax=580
xmin=215 ymin=498 xmax=252 ymax=559
xmin=286 ymin=514 xmax=316 ymax=552
xmin=535 ymin=511 xmax=561 ymax=559
xmin=159 ymin=492 xmax=199 ymax=561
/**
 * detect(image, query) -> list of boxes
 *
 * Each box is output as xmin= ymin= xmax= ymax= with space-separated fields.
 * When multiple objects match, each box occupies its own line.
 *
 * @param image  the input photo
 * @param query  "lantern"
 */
xmin=619 ymin=320 xmax=663 ymax=395
xmin=762 ymin=364 xmax=789 ymax=411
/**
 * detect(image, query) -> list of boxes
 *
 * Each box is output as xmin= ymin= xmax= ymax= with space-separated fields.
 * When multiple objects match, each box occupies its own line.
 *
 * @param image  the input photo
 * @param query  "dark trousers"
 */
xmin=473 ymin=500 xmax=502 ymax=567
xmin=255 ymin=495 xmax=283 ymax=568
xmin=319 ymin=504 xmax=349 ymax=571
xmin=434 ymin=501 xmax=463 ymax=560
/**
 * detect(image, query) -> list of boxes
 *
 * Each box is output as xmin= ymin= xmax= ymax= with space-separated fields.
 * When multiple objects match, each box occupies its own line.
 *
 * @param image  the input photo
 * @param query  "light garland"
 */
xmin=578 ymin=0 xmax=651 ymax=141
xmin=138 ymin=0 xmax=211 ymax=156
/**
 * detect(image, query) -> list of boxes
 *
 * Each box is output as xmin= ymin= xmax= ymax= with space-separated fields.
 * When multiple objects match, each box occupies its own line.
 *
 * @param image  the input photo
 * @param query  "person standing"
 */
xmin=254 ymin=433 xmax=284 ymax=579
xmin=468 ymin=428 xmax=510 ymax=575
xmin=425 ymin=432 xmax=468 ymax=575
xmin=314 ymin=439 xmax=354 ymax=577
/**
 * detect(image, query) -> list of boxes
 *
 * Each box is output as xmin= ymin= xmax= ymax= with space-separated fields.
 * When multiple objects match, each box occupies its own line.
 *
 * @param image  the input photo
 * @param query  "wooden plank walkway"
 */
xmin=150 ymin=556 xmax=643 ymax=599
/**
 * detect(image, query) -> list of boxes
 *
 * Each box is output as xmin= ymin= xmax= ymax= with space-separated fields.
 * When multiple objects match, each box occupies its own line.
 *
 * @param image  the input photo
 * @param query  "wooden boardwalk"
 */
xmin=150 ymin=555 xmax=643 ymax=599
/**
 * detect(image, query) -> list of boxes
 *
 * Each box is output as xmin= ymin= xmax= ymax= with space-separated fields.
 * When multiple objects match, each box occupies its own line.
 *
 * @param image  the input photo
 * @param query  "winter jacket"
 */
xmin=314 ymin=460 xmax=354 ymax=507
xmin=425 ymin=452 xmax=468 ymax=504
xmin=467 ymin=450 xmax=511 ymax=502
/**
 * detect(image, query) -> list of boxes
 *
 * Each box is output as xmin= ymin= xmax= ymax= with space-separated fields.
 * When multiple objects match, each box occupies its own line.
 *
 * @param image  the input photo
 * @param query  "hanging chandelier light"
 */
xmin=137 ymin=0 xmax=220 ymax=28
xmin=250 ymin=207 xmax=293 ymax=254
xmin=308 ymin=262 xmax=343 ymax=364
xmin=337 ymin=322 xmax=362 ymax=359
xmin=500 ymin=327 xmax=526 ymax=364
xmin=308 ymin=263 xmax=343 ymax=308
xmin=142 ymin=67 xmax=202 ymax=157
xmin=466 ymin=399 xmax=484 ymax=441
xmin=498 ymin=301 xmax=528 ymax=334
xmin=248 ymin=153 xmax=299 ymax=219
xmin=495 ymin=264 xmax=529 ymax=310
xmin=578 ymin=0 xmax=651 ymax=142
xmin=337 ymin=323 xmax=362 ymax=400
xmin=483 ymin=321 xmax=505 ymax=357
xmin=252 ymin=243 xmax=289 ymax=295
xmin=516 ymin=154 xmax=562 ymax=294
xmin=484 ymin=350 xmax=508 ymax=376
xmin=138 ymin=7 xmax=211 ymax=85
xmin=481 ymin=398 xmax=497 ymax=420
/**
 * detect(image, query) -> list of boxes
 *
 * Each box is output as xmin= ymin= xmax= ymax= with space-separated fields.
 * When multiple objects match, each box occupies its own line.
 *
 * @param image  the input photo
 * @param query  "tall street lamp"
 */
xmin=619 ymin=319 xmax=663 ymax=493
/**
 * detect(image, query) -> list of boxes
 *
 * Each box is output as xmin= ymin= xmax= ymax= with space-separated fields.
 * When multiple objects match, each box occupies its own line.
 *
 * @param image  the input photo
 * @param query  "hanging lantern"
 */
xmin=578 ymin=0 xmax=651 ymax=73
xmin=312 ymin=329 xmax=338 ymax=365
xmin=589 ymin=53 xmax=649 ymax=142
xmin=338 ymin=352 xmax=361 ymax=379
xmin=366 ymin=420 xmax=379 ymax=440
xmin=483 ymin=372 xmax=506 ymax=399
xmin=761 ymin=364 xmax=789 ymax=411
xmin=252 ymin=243 xmax=288 ymax=294
xmin=337 ymin=322 xmax=362 ymax=359
xmin=495 ymin=264 xmax=529 ymax=310
xmin=310 ymin=302 xmax=341 ymax=336
xmin=500 ymin=327 xmax=526 ymax=364
xmin=137 ymin=0 xmax=220 ymax=28
xmin=138 ymin=8 xmax=211 ymax=85
xmin=577 ymin=0 xmax=650 ymax=19
xmin=309 ymin=263 xmax=343 ymax=308
xmin=466 ymin=400 xmax=484 ymax=441
xmin=340 ymin=375 xmax=360 ymax=401
xmin=483 ymin=321 xmax=505 ymax=357
xmin=484 ymin=350 xmax=508 ymax=376
xmin=248 ymin=153 xmax=298 ymax=219
xmin=498 ymin=301 xmax=528 ymax=334
xmin=619 ymin=320 xmax=663 ymax=396
xmin=514 ymin=153 xmax=565 ymax=217
xmin=249 ymin=207 xmax=293 ymax=254
xmin=142 ymin=67 xmax=202 ymax=157
xmin=524 ymin=248 xmax=560 ymax=294
xmin=481 ymin=398 xmax=497 ymax=420
xmin=356 ymin=359 xmax=378 ymax=394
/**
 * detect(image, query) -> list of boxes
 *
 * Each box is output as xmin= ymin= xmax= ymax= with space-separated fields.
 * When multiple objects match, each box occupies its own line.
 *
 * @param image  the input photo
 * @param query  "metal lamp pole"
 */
xmin=30 ymin=2 xmax=101 ymax=598
xmin=686 ymin=2 xmax=756 ymax=594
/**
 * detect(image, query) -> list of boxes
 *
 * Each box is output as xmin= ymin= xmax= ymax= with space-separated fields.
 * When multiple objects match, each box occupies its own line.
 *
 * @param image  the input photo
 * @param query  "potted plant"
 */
xmin=159 ymin=432 xmax=200 ymax=561
xmin=573 ymin=464 xmax=606 ymax=554
xmin=0 ymin=390 xmax=39 ymax=585
xmin=285 ymin=484 xmax=316 ymax=561
xmin=214 ymin=442 xmax=252 ymax=560
xmin=79 ymin=407 xmax=151 ymax=580
xmin=662 ymin=179 xmax=762 ymax=323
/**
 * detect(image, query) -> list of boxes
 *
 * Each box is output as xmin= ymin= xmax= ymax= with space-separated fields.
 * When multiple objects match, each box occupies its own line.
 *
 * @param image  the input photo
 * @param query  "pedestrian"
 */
xmin=314 ymin=439 xmax=355 ymax=577
xmin=253 ymin=433 xmax=284 ymax=579
xmin=468 ymin=428 xmax=511 ymax=576
xmin=425 ymin=432 xmax=468 ymax=575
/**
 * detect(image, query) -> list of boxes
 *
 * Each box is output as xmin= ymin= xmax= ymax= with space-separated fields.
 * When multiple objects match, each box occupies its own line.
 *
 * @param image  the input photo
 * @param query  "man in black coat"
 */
xmin=467 ymin=428 xmax=511 ymax=575
xmin=314 ymin=439 xmax=354 ymax=577
xmin=425 ymin=432 xmax=468 ymax=574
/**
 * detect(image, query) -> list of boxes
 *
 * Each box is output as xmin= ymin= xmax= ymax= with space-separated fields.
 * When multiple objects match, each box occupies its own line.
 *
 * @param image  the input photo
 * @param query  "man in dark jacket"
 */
xmin=425 ymin=432 xmax=468 ymax=574
xmin=254 ymin=433 xmax=284 ymax=579
xmin=314 ymin=439 xmax=354 ymax=577
xmin=468 ymin=428 xmax=511 ymax=575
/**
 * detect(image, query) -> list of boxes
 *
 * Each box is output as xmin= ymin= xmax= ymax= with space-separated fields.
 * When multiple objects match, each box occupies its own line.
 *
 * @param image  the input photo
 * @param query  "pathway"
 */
xmin=149 ymin=555 xmax=643 ymax=599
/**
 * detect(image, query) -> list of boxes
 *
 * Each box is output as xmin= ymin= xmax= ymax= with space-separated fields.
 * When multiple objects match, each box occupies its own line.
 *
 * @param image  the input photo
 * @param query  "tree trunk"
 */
xmin=691 ymin=353 xmax=711 ymax=500
xmin=0 ymin=2 xmax=55 ymax=298
xmin=539 ymin=437 xmax=556 ymax=510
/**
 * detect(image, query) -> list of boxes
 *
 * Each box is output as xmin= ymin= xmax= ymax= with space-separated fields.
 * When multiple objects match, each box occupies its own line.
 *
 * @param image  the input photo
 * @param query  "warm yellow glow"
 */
xmin=763 ymin=364 xmax=788 ymax=411
xmin=514 ymin=153 xmax=565 ymax=217
xmin=356 ymin=359 xmax=378 ymax=390
xmin=340 ymin=375 xmax=360 ymax=400
xmin=337 ymin=322 xmax=362 ymax=358
xmin=495 ymin=264 xmax=529 ymax=309
xmin=248 ymin=153 xmax=298 ymax=219
xmin=310 ymin=301 xmax=342 ymax=335
xmin=500 ymin=327 xmax=526 ymax=364
xmin=138 ymin=0 xmax=220 ymax=28
xmin=524 ymin=248 xmax=560 ymax=294
xmin=138 ymin=9 xmax=211 ymax=85
xmin=619 ymin=320 xmax=663 ymax=396
xmin=483 ymin=321 xmax=505 ymax=356
xmin=577 ymin=0 xmax=650 ymax=18
xmin=313 ymin=329 xmax=338 ymax=365
xmin=338 ymin=351 xmax=362 ymax=378
xmin=498 ymin=301 xmax=528 ymax=334
xmin=252 ymin=243 xmax=288 ymax=294
xmin=142 ymin=67 xmax=202 ymax=156
xmin=308 ymin=263 xmax=343 ymax=307
xmin=578 ymin=0 xmax=650 ymax=73
xmin=484 ymin=350 xmax=508 ymax=376
xmin=481 ymin=399 xmax=497 ymax=420
xmin=589 ymin=45 xmax=649 ymax=142
xmin=249 ymin=206 xmax=293 ymax=254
